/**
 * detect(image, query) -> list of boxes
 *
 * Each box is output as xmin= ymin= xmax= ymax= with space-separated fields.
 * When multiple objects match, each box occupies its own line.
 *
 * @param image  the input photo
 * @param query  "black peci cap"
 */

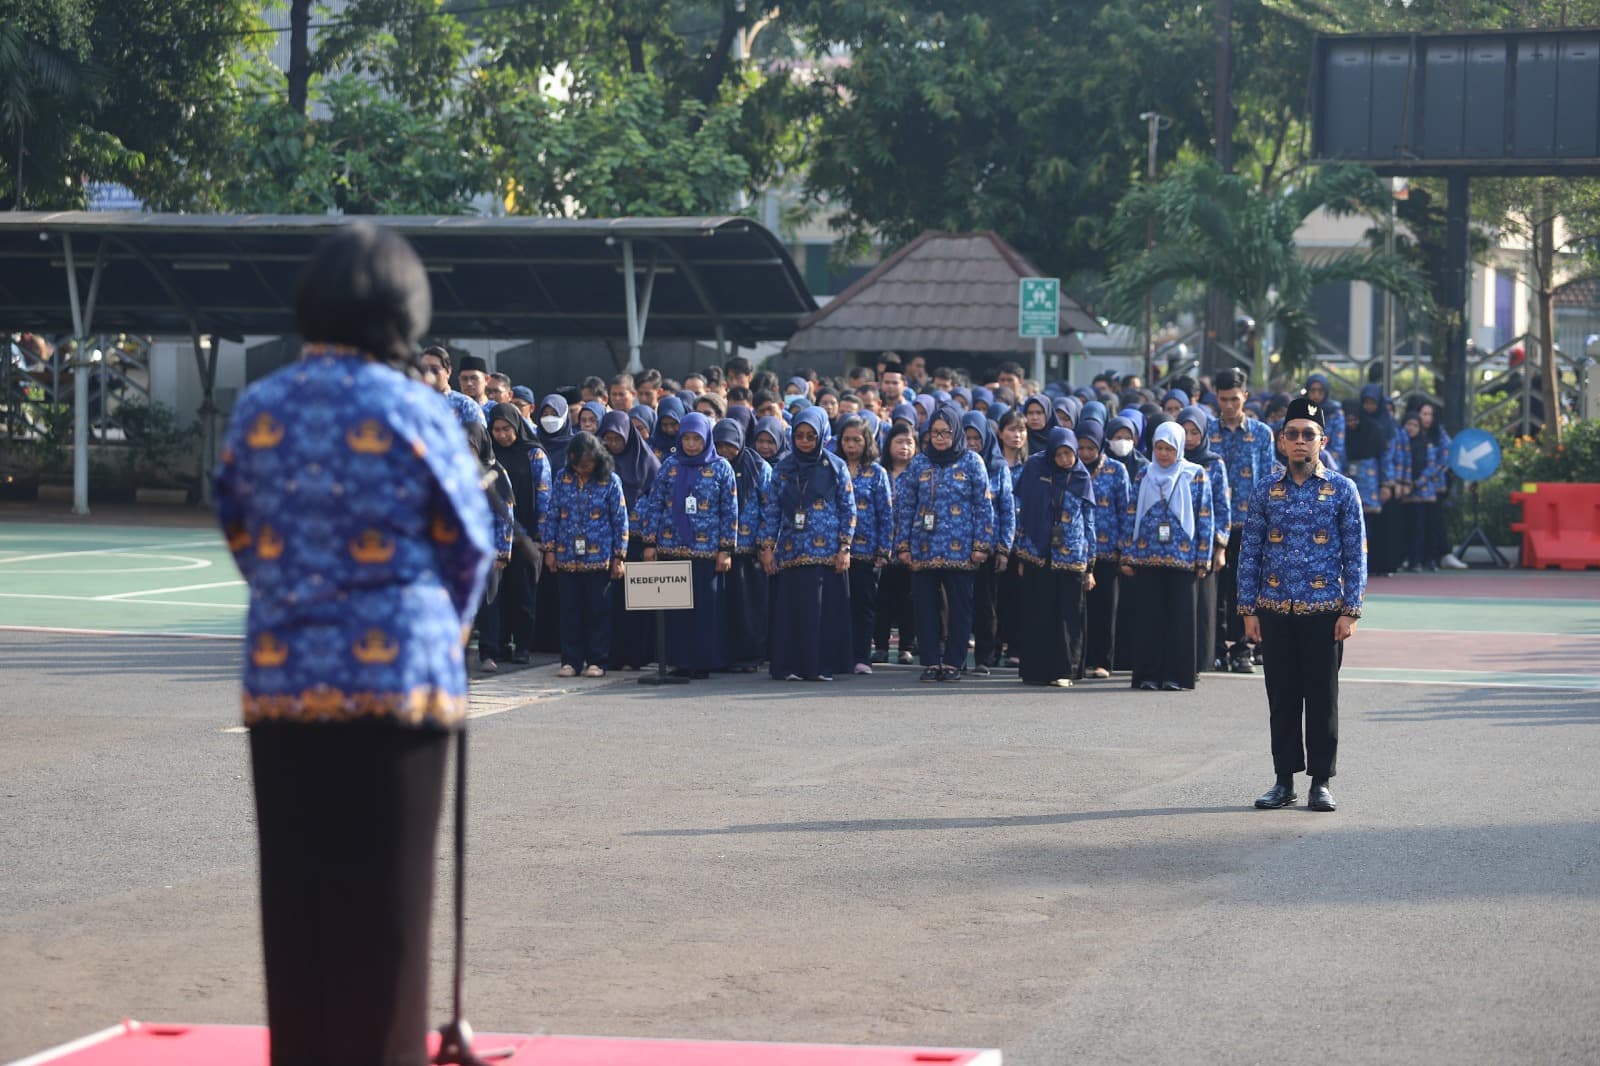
xmin=1283 ymin=396 xmax=1326 ymax=430
xmin=457 ymin=355 xmax=489 ymax=374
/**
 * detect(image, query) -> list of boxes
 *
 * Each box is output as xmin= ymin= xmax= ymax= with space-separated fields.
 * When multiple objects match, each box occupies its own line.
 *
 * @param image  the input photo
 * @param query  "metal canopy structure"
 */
xmin=0 ymin=212 xmax=816 ymax=513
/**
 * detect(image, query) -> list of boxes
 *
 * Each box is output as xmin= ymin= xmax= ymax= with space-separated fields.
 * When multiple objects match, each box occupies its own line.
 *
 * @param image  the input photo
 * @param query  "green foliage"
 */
xmin=791 ymin=0 xmax=1218 ymax=278
xmin=0 ymin=0 xmax=263 ymax=211
xmin=1449 ymin=418 xmax=1600 ymax=544
xmin=1106 ymin=161 xmax=1427 ymax=376
xmin=221 ymin=76 xmax=490 ymax=215
xmin=114 ymin=400 xmax=200 ymax=486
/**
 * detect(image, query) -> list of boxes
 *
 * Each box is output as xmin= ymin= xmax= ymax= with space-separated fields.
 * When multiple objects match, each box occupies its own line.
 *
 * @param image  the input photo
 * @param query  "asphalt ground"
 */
xmin=2 ymin=516 xmax=1598 ymax=1063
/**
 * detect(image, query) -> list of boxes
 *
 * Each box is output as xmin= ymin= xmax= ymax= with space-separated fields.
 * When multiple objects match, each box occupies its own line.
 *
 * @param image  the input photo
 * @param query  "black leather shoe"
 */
xmin=1229 ymin=655 xmax=1256 ymax=674
xmin=920 ymin=667 xmax=940 ymax=682
xmin=1308 ymin=783 xmax=1337 ymax=812
xmin=1136 ymin=680 xmax=1160 ymax=691
xmin=1160 ymin=681 xmax=1183 ymax=691
xmin=1254 ymin=782 xmax=1297 ymax=809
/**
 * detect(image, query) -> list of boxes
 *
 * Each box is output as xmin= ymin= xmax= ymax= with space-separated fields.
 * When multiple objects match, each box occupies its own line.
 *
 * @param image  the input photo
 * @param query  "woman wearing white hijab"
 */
xmin=1117 ymin=420 xmax=1215 ymax=691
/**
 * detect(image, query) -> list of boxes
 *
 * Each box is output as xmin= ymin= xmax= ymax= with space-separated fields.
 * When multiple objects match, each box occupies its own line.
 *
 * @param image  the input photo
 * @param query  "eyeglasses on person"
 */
xmin=1281 ymin=427 xmax=1322 ymax=443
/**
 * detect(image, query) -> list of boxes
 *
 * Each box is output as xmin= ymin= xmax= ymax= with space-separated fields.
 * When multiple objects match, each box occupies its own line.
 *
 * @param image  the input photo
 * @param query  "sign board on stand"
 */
xmin=1019 ymin=277 xmax=1060 ymax=384
xmin=624 ymin=560 xmax=694 ymax=685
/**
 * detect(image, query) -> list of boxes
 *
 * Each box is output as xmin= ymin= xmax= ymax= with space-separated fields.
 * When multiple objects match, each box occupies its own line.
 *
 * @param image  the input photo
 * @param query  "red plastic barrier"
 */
xmin=1510 ymin=482 xmax=1600 ymax=570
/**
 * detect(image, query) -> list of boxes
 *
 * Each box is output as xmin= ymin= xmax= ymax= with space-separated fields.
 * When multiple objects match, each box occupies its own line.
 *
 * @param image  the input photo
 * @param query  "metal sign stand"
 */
xmin=1456 ymin=481 xmax=1510 ymax=569
xmin=639 ymin=607 xmax=690 ymax=686
xmin=626 ymin=559 xmax=695 ymax=686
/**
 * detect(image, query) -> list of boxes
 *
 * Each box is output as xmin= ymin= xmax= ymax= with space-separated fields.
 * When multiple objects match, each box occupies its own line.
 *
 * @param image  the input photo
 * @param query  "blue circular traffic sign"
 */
xmin=1448 ymin=427 xmax=1502 ymax=482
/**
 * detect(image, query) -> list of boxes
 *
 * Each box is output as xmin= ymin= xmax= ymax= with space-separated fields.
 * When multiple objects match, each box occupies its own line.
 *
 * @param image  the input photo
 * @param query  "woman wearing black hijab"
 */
xmin=531 ymin=394 xmax=575 ymax=653
xmin=488 ymin=403 xmax=551 ymax=665
xmin=600 ymin=409 xmax=660 ymax=669
xmin=713 ymin=416 xmax=774 ymax=672
xmin=1013 ymin=428 xmax=1096 ymax=686
xmin=466 ymin=421 xmax=518 ymax=672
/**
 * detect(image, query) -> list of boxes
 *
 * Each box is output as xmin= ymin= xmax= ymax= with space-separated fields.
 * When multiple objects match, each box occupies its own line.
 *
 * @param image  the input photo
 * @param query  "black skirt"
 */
xmin=250 ymin=721 xmax=449 ymax=1066
xmin=1129 ymin=566 xmax=1198 ymax=688
xmin=769 ymin=564 xmax=853 ymax=679
xmin=1017 ymin=565 xmax=1086 ymax=685
xmin=726 ymin=553 xmax=770 ymax=668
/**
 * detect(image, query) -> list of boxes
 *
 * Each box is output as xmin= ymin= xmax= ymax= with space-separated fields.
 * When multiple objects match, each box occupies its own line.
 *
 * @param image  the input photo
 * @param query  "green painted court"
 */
xmin=3 ymin=518 xmax=1599 ymax=689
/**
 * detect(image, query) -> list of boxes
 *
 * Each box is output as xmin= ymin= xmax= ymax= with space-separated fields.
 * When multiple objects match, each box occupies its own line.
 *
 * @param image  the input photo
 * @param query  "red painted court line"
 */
xmin=1345 ymin=630 xmax=1600 ymax=675
xmin=6 ymin=1023 xmax=1001 ymax=1066
xmin=1365 ymin=571 xmax=1600 ymax=600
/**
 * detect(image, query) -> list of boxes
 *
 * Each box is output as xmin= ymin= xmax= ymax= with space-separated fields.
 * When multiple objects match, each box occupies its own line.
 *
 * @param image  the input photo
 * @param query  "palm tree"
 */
xmin=0 ymin=22 xmax=101 ymax=209
xmin=1106 ymin=161 xmax=1426 ymax=386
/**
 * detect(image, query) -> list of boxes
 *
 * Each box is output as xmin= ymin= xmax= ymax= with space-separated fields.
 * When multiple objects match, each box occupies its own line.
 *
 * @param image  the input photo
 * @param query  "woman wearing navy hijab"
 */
xmin=713 ymin=416 xmax=774 ymax=672
xmin=600 ymin=409 xmax=660 ymax=670
xmin=836 ymin=415 xmax=893 ymax=674
xmin=641 ymin=412 xmax=738 ymax=678
xmin=649 ymin=395 xmax=687 ymax=460
xmin=1180 ymin=404 xmax=1232 ymax=674
xmin=1013 ymin=428 xmax=1096 ymax=686
xmin=894 ymin=404 xmax=996 ymax=682
xmin=761 ymin=406 xmax=856 ymax=681
xmin=962 ymin=410 xmax=1015 ymax=674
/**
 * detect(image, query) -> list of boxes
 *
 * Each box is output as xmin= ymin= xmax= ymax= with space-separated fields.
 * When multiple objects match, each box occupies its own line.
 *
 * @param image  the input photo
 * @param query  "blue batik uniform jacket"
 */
xmin=641 ymin=456 xmax=739 ymax=559
xmin=1323 ymin=407 xmax=1347 ymax=471
xmin=487 ymin=469 xmax=515 ymax=557
xmin=987 ymin=463 xmax=1017 ymax=557
xmin=1236 ymin=462 xmax=1367 ymax=618
xmin=1199 ymin=455 xmax=1233 ymax=547
xmin=214 ymin=345 xmax=493 ymax=729
xmin=1118 ymin=467 xmax=1214 ymax=570
xmin=849 ymin=463 xmax=895 ymax=563
xmin=541 ymin=470 xmax=629 ymax=571
xmin=1413 ymin=430 xmax=1451 ymax=501
xmin=1386 ymin=426 xmax=1411 ymax=494
xmin=892 ymin=452 xmax=997 ymax=570
xmin=761 ymin=455 xmax=857 ymax=569
xmin=444 ymin=389 xmax=487 ymax=427
xmin=512 ymin=448 xmax=553 ymax=544
xmin=1087 ymin=457 xmax=1131 ymax=564
xmin=1014 ymin=488 xmax=1096 ymax=571
xmin=1210 ymin=418 xmax=1278 ymax=533
xmin=734 ymin=455 xmax=774 ymax=554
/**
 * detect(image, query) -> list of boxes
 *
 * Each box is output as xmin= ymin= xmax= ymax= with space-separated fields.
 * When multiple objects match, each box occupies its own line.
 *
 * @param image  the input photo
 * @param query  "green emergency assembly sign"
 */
xmin=1019 ymin=278 xmax=1060 ymax=338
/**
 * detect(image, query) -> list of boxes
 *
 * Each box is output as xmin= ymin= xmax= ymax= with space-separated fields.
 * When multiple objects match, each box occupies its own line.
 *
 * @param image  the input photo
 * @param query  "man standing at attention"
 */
xmin=1210 ymin=367 xmax=1279 ymax=673
xmin=421 ymin=345 xmax=487 ymax=427
xmin=1237 ymin=397 xmax=1366 ymax=814
xmin=456 ymin=355 xmax=492 ymax=414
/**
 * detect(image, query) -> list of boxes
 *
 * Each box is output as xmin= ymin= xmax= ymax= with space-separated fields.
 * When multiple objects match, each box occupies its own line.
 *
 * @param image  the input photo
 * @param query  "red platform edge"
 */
xmin=6 ymin=1022 xmax=1002 ymax=1066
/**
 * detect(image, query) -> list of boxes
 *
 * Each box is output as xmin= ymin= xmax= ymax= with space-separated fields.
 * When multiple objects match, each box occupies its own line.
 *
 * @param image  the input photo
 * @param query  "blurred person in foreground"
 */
xmin=214 ymin=223 xmax=493 ymax=1066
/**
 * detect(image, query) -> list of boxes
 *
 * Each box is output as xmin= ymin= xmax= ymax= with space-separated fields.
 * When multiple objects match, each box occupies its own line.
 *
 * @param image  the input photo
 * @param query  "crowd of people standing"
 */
xmin=430 ymin=348 xmax=1454 ymax=687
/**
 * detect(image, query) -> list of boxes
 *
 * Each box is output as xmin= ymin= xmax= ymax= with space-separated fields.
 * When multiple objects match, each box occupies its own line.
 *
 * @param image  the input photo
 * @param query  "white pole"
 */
xmin=1032 ymin=336 xmax=1045 ymax=385
xmin=63 ymin=235 xmax=90 ymax=516
xmin=622 ymin=240 xmax=643 ymax=374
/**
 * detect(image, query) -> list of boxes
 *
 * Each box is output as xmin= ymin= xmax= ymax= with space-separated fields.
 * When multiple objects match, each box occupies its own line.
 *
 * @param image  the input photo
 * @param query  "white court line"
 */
xmin=0 ymin=592 xmax=243 ymax=609
xmin=95 ymin=579 xmax=245 ymax=601
xmin=0 ymin=624 xmax=240 ymax=640
xmin=0 ymin=538 xmax=221 ymax=565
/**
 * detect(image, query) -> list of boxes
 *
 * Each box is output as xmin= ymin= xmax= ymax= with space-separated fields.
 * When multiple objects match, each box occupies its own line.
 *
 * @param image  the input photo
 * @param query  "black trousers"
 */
xmin=726 ymin=552 xmax=770 ymax=668
xmin=250 ymin=721 xmax=449 ymax=1066
xmin=971 ymin=553 xmax=1001 ymax=666
xmin=1219 ymin=535 xmax=1246 ymax=652
xmin=873 ymin=564 xmax=916 ymax=654
xmin=557 ymin=570 xmax=612 ymax=669
xmin=995 ymin=561 xmax=1023 ymax=659
xmin=1195 ymin=570 xmax=1218 ymax=674
xmin=847 ymin=560 xmax=880 ymax=666
xmin=610 ymin=538 xmax=656 ymax=669
xmin=1018 ymin=565 xmax=1086 ymax=684
xmin=1129 ymin=566 xmax=1198 ymax=689
xmin=493 ymin=550 xmax=539 ymax=656
xmin=913 ymin=568 xmax=974 ymax=669
xmin=1083 ymin=558 xmax=1120 ymax=673
xmin=1258 ymin=611 xmax=1342 ymax=779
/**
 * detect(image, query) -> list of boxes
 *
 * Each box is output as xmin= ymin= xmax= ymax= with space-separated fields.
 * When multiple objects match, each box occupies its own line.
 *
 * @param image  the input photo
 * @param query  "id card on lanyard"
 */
xmin=1155 ymin=477 xmax=1184 ymax=544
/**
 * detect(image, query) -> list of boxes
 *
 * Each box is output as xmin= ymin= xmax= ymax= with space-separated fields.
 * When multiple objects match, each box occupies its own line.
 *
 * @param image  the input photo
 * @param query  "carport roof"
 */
xmin=0 ymin=212 xmax=816 ymax=343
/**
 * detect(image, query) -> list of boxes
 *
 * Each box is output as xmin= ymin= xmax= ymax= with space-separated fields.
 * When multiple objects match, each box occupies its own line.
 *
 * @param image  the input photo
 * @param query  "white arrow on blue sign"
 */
xmin=1447 ymin=427 xmax=1502 ymax=482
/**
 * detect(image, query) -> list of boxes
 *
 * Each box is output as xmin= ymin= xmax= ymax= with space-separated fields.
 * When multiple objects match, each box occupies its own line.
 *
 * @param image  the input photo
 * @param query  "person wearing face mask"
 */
xmin=1105 ymin=415 xmax=1150 ymax=674
xmin=1208 ymin=368 xmax=1278 ymax=673
xmin=1239 ymin=398 xmax=1365 ymax=813
xmin=1118 ymin=421 xmax=1215 ymax=692
xmin=1075 ymin=419 xmax=1130 ymax=679
xmin=1013 ymin=428 xmax=1096 ymax=687
xmin=1179 ymin=405 xmax=1232 ymax=675
xmin=641 ymin=412 xmax=738 ymax=679
xmin=760 ymin=407 xmax=857 ymax=682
